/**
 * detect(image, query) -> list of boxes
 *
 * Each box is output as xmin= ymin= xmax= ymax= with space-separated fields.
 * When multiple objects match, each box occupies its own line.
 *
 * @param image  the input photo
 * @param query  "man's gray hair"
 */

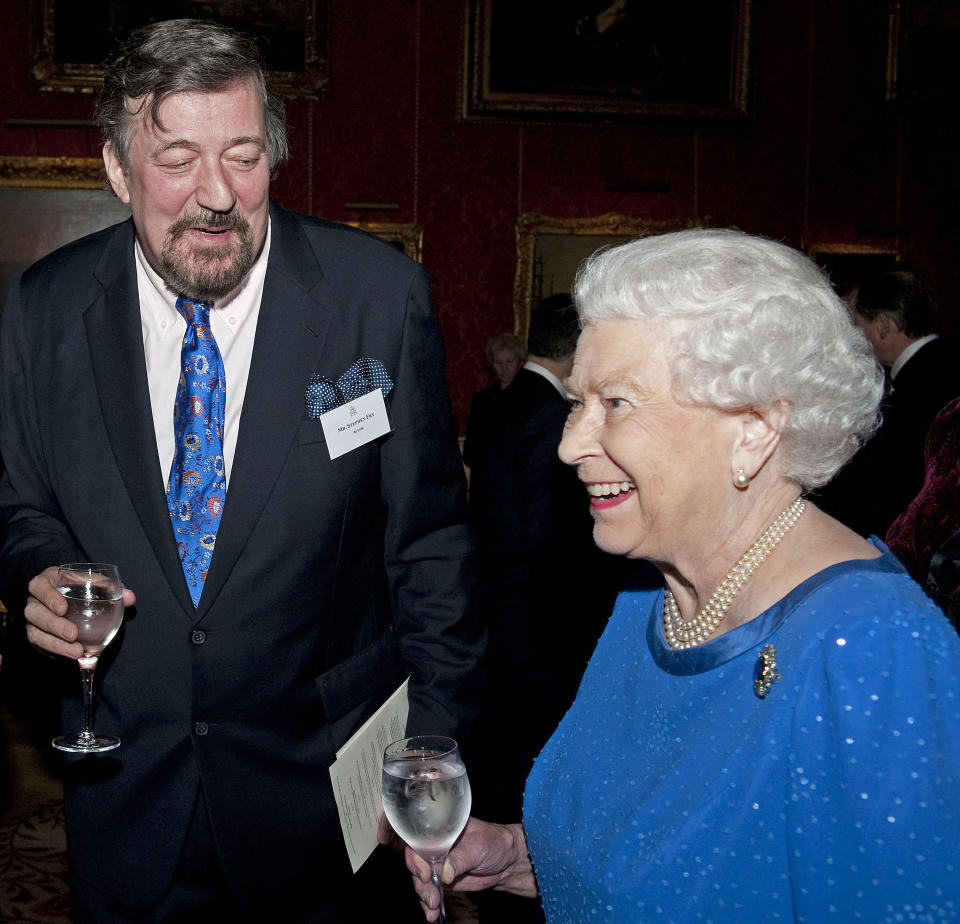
xmin=94 ymin=19 xmax=289 ymax=177
xmin=573 ymin=228 xmax=884 ymax=490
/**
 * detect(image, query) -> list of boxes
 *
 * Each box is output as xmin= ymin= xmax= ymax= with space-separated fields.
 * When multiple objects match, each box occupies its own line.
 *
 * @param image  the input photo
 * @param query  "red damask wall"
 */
xmin=1 ymin=1 xmax=955 ymax=430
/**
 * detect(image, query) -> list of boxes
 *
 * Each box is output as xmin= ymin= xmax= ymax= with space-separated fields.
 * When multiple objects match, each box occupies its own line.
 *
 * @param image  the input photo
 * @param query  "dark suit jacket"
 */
xmin=0 ymin=204 xmax=483 ymax=912
xmin=468 ymin=367 xmax=627 ymax=817
xmin=462 ymin=380 xmax=506 ymax=470
xmin=817 ymin=337 xmax=960 ymax=538
xmin=470 ymin=369 xmax=574 ymax=574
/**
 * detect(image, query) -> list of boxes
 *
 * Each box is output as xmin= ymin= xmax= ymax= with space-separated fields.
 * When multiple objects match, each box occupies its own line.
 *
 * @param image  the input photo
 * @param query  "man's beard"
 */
xmin=160 ymin=209 xmax=257 ymax=302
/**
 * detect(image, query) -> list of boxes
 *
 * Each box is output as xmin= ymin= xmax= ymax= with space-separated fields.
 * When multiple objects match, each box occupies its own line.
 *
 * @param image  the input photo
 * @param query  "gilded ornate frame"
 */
xmin=463 ymin=0 xmax=753 ymax=122
xmin=346 ymin=222 xmax=424 ymax=263
xmin=31 ymin=1 xmax=329 ymax=99
xmin=513 ymin=213 xmax=700 ymax=341
xmin=885 ymin=0 xmax=956 ymax=103
xmin=0 ymin=155 xmax=103 ymax=189
xmin=808 ymin=242 xmax=903 ymax=294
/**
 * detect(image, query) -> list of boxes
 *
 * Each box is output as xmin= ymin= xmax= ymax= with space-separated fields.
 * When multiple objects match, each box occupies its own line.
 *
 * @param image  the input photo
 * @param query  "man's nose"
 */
xmin=195 ymin=158 xmax=236 ymax=213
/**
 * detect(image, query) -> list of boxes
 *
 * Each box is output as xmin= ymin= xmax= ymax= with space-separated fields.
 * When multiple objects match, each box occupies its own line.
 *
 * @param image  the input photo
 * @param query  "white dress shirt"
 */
xmin=136 ymin=221 xmax=271 ymax=488
xmin=891 ymin=333 xmax=938 ymax=381
xmin=523 ymin=359 xmax=566 ymax=399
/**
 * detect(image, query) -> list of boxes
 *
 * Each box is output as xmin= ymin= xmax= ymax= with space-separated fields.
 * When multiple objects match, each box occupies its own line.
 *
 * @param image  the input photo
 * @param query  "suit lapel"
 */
xmin=84 ymin=221 xmax=195 ymax=613
xmin=198 ymin=205 xmax=333 ymax=614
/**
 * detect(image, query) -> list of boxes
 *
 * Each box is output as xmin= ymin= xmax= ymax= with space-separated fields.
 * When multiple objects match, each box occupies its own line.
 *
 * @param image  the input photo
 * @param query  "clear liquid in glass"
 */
xmin=381 ymin=753 xmax=471 ymax=860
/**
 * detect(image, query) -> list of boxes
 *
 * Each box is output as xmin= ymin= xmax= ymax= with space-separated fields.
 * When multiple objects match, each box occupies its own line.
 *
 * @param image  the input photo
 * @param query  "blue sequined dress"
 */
xmin=523 ymin=542 xmax=960 ymax=922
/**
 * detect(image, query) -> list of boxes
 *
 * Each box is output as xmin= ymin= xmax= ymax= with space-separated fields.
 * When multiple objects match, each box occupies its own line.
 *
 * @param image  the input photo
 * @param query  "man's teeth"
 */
xmin=586 ymin=482 xmax=636 ymax=497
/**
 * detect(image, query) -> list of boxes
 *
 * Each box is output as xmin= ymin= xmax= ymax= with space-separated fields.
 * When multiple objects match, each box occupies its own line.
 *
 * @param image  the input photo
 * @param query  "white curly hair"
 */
xmin=573 ymin=228 xmax=884 ymax=490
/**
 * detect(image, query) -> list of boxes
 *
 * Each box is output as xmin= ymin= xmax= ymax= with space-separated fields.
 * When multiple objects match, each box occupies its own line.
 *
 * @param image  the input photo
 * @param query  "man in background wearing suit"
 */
xmin=0 ymin=19 xmax=483 ymax=922
xmin=468 ymin=297 xmax=626 ymax=924
xmin=818 ymin=268 xmax=960 ymax=538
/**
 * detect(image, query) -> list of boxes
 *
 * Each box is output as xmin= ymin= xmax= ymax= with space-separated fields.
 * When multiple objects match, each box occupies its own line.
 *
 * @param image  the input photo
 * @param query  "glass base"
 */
xmin=52 ymin=733 xmax=120 ymax=753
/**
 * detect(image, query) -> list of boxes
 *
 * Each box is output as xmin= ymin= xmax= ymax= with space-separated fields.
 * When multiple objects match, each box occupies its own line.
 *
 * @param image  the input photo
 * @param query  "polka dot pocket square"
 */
xmin=305 ymin=357 xmax=394 ymax=419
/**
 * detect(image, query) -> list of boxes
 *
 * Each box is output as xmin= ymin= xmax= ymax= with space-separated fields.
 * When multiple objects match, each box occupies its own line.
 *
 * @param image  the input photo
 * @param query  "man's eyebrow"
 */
xmin=225 ymin=136 xmax=267 ymax=150
xmin=150 ymin=139 xmax=201 ymax=158
xmin=149 ymin=136 xmax=266 ymax=158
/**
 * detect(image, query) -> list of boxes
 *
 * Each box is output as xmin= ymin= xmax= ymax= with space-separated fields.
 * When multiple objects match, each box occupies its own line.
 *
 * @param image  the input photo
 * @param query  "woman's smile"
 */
xmin=585 ymin=481 xmax=637 ymax=508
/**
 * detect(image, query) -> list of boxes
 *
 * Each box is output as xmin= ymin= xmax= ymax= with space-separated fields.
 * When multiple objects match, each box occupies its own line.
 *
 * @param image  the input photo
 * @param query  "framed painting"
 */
xmin=513 ymin=212 xmax=700 ymax=340
xmin=462 ymin=0 xmax=753 ymax=122
xmin=346 ymin=222 xmax=424 ymax=263
xmin=0 ymin=157 xmax=130 ymax=301
xmin=886 ymin=0 xmax=959 ymax=103
xmin=31 ymin=0 xmax=329 ymax=98
xmin=0 ymin=155 xmax=103 ymax=189
xmin=808 ymin=243 xmax=903 ymax=296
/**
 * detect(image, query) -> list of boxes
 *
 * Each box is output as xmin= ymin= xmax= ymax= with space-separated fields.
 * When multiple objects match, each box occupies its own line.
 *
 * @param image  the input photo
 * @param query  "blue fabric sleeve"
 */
xmin=786 ymin=600 xmax=960 ymax=921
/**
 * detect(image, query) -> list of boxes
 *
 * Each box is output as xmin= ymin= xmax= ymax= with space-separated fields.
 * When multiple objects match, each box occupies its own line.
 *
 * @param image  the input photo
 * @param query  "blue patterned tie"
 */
xmin=167 ymin=296 xmax=227 ymax=608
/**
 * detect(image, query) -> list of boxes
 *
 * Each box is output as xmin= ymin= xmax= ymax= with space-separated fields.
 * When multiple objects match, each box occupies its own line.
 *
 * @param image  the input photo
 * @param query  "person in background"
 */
xmin=817 ymin=268 xmax=960 ymax=538
xmin=467 ymin=296 xmax=628 ymax=924
xmin=886 ymin=393 xmax=960 ymax=628
xmin=463 ymin=331 xmax=526 ymax=472
xmin=0 ymin=19 xmax=483 ymax=922
xmin=384 ymin=229 xmax=960 ymax=923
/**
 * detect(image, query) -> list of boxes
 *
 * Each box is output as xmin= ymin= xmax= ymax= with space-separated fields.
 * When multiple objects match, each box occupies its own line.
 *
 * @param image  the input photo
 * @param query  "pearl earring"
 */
xmin=733 ymin=468 xmax=751 ymax=489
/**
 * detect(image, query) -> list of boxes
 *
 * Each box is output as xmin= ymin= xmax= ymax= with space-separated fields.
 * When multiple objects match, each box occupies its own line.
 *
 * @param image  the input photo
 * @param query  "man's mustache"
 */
xmin=166 ymin=210 xmax=250 ymax=240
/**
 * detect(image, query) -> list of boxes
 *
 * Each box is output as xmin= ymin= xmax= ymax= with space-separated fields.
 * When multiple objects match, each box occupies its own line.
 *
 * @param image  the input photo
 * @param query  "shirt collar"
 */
xmin=891 ymin=333 xmax=937 ymax=380
xmin=523 ymin=359 xmax=566 ymax=398
xmin=135 ymin=218 xmax=272 ymax=336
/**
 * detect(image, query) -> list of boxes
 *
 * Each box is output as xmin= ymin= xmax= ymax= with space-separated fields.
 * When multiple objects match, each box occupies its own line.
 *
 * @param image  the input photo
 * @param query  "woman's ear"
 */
xmin=731 ymin=402 xmax=786 ymax=485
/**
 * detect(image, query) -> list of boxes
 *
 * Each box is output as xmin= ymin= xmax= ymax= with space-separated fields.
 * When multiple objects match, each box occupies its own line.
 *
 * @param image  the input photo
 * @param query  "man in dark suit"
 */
xmin=470 ymin=296 xmax=625 ymax=804
xmin=0 ymin=19 xmax=483 ymax=922
xmin=818 ymin=268 xmax=960 ymax=538
xmin=468 ymin=296 xmax=626 ymax=922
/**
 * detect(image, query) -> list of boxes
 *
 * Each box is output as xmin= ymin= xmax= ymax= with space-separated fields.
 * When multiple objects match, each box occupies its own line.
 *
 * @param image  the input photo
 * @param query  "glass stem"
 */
xmin=79 ymin=664 xmax=97 ymax=739
xmin=430 ymin=858 xmax=447 ymax=924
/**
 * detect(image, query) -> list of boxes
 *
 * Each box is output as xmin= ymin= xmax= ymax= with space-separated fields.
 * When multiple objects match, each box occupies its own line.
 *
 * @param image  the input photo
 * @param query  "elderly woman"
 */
xmin=385 ymin=229 xmax=960 ymax=922
xmin=463 ymin=332 xmax=527 ymax=470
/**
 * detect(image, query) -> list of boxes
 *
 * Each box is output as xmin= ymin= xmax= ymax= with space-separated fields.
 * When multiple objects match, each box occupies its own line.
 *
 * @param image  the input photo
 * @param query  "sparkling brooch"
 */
xmin=753 ymin=643 xmax=780 ymax=698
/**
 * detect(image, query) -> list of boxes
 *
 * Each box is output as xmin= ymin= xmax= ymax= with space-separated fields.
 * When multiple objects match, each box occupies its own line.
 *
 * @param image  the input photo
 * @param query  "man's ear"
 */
xmin=731 ymin=403 xmax=785 ymax=484
xmin=102 ymin=143 xmax=131 ymax=204
xmin=875 ymin=312 xmax=896 ymax=340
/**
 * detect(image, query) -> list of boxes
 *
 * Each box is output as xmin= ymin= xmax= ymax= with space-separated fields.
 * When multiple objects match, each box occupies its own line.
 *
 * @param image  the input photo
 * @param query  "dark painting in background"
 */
xmin=809 ymin=244 xmax=903 ymax=296
xmin=513 ymin=213 xmax=700 ymax=340
xmin=463 ymin=0 xmax=752 ymax=120
xmin=887 ymin=0 xmax=960 ymax=104
xmin=32 ymin=0 xmax=328 ymax=98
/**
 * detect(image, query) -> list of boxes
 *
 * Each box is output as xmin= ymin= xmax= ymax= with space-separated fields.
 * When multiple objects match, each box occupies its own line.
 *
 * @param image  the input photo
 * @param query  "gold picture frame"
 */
xmin=346 ymin=222 xmax=424 ymax=263
xmin=0 ymin=158 xmax=131 ymax=299
xmin=886 ymin=0 xmax=957 ymax=103
xmin=513 ymin=212 xmax=701 ymax=341
xmin=0 ymin=155 xmax=103 ymax=189
xmin=31 ymin=1 xmax=329 ymax=99
xmin=463 ymin=0 xmax=753 ymax=122
xmin=808 ymin=243 xmax=903 ymax=295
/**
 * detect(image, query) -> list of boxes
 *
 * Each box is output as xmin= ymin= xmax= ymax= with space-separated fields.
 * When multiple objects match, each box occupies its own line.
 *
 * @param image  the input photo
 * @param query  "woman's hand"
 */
xmin=395 ymin=816 xmax=539 ymax=921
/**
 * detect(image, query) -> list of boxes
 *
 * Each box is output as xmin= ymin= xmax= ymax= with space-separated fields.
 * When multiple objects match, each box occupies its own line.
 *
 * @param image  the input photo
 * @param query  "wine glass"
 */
xmin=381 ymin=736 xmax=471 ymax=924
xmin=52 ymin=563 xmax=124 ymax=753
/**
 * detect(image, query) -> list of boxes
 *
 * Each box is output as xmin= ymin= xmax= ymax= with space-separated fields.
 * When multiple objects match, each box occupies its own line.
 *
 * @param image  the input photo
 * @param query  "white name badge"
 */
xmin=320 ymin=388 xmax=392 ymax=460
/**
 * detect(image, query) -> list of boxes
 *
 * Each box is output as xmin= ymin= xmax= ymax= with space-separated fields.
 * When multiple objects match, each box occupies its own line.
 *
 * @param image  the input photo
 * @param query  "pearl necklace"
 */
xmin=663 ymin=497 xmax=806 ymax=649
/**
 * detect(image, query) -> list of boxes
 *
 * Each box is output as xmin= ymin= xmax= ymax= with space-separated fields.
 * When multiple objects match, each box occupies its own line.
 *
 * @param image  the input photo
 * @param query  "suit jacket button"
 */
xmin=191 ymin=629 xmax=207 ymax=645
xmin=194 ymin=721 xmax=209 ymax=736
